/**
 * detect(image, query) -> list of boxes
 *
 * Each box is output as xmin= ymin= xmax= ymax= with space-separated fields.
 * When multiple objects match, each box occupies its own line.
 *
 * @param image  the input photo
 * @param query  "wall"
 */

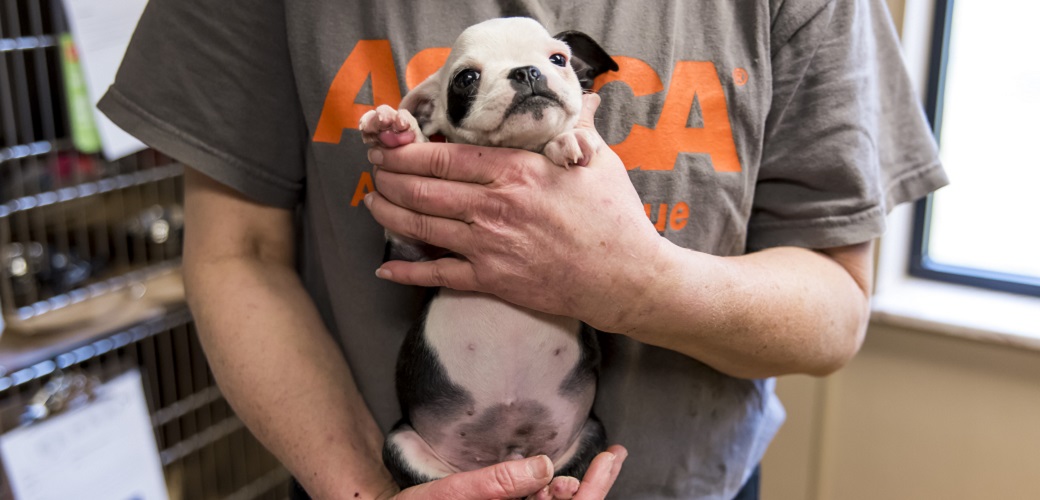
xmin=763 ymin=325 xmax=1040 ymax=499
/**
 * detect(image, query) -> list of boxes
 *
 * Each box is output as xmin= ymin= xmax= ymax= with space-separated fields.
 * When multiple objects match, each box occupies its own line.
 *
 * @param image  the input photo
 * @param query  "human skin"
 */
xmin=182 ymin=169 xmax=625 ymax=500
xmin=365 ymin=93 xmax=873 ymax=380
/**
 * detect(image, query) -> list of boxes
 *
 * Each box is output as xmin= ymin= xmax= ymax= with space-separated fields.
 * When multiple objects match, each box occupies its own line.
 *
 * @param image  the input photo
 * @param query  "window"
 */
xmin=911 ymin=0 xmax=1040 ymax=297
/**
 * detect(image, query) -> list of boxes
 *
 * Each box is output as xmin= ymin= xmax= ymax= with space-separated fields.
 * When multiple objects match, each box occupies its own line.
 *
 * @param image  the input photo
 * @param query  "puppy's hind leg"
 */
xmin=382 ymin=421 xmax=456 ymax=489
xmin=552 ymin=415 xmax=607 ymax=481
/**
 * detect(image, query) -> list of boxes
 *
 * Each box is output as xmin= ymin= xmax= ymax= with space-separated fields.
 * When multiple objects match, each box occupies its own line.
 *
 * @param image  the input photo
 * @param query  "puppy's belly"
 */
xmin=414 ymin=289 xmax=595 ymax=471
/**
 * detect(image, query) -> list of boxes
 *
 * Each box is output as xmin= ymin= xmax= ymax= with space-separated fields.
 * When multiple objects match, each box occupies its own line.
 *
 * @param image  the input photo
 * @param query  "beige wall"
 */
xmin=886 ymin=0 xmax=905 ymax=37
xmin=763 ymin=324 xmax=1040 ymax=499
xmin=761 ymin=1 xmax=1040 ymax=498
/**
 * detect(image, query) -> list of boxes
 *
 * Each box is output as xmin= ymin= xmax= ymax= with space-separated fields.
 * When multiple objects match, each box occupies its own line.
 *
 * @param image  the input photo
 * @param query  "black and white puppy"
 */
xmin=359 ymin=17 xmax=618 ymax=492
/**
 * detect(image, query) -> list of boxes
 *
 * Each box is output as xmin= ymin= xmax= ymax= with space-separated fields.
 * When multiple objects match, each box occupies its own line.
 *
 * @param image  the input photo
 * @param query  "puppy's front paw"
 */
xmin=359 ymin=105 xmax=427 ymax=148
xmin=543 ymin=129 xmax=601 ymax=168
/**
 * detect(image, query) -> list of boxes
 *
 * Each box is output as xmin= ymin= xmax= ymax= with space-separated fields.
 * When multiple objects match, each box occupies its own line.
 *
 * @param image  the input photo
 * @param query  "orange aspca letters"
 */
xmin=324 ymin=41 xmax=741 ymax=219
xmin=316 ymin=41 xmax=741 ymax=174
xmin=350 ymin=171 xmax=375 ymax=207
xmin=591 ymin=56 xmax=664 ymax=95
xmin=644 ymin=202 xmax=690 ymax=232
xmin=406 ymin=48 xmax=451 ymax=91
xmin=609 ymin=61 xmax=741 ymax=172
xmin=314 ymin=40 xmax=403 ymax=143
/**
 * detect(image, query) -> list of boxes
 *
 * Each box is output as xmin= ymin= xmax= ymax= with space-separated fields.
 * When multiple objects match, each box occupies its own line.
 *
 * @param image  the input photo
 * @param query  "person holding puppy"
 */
xmin=100 ymin=0 xmax=947 ymax=499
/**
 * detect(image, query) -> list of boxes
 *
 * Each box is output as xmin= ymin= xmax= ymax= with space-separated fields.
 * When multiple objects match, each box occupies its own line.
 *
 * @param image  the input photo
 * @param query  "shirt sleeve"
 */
xmin=747 ymin=0 xmax=948 ymax=251
xmin=98 ymin=0 xmax=306 ymax=209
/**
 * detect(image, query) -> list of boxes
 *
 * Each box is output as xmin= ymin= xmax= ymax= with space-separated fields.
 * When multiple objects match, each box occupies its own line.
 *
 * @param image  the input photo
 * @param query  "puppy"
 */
xmin=359 ymin=17 xmax=618 ymax=495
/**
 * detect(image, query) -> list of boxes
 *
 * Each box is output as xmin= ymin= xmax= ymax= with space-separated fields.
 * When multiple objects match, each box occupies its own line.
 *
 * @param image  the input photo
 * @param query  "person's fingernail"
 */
xmin=527 ymin=455 xmax=552 ymax=480
xmin=363 ymin=193 xmax=373 ymax=207
xmin=375 ymin=268 xmax=392 ymax=280
xmin=368 ymin=148 xmax=384 ymax=165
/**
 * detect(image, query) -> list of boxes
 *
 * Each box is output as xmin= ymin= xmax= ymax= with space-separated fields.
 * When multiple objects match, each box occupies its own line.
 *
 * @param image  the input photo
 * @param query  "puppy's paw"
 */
xmin=359 ymin=105 xmax=427 ymax=148
xmin=527 ymin=476 xmax=581 ymax=500
xmin=543 ymin=129 xmax=601 ymax=168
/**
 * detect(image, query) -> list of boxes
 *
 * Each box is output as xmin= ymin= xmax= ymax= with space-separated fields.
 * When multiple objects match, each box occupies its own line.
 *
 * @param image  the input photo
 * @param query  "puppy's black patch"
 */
xmin=383 ymin=239 xmax=450 ymax=263
xmin=554 ymin=415 xmax=607 ymax=480
xmin=554 ymin=31 xmax=620 ymax=90
xmin=395 ymin=298 xmax=475 ymax=417
xmin=383 ymin=424 xmax=437 ymax=489
xmin=447 ymin=69 xmax=481 ymax=126
xmin=558 ymin=325 xmax=601 ymax=399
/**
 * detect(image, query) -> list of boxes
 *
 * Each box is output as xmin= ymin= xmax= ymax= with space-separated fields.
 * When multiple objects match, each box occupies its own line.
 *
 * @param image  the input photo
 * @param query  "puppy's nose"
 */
xmin=508 ymin=66 xmax=544 ymax=84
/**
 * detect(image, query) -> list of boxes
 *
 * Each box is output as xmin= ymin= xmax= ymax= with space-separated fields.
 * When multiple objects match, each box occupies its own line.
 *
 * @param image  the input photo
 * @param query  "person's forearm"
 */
xmin=185 ymin=257 xmax=395 ymax=500
xmin=608 ymin=242 xmax=872 ymax=379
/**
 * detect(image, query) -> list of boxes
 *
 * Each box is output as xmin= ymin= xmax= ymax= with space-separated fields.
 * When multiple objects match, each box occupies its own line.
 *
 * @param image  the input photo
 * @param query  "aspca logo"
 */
xmin=321 ymin=40 xmax=744 ymax=234
xmin=314 ymin=40 xmax=743 ymax=174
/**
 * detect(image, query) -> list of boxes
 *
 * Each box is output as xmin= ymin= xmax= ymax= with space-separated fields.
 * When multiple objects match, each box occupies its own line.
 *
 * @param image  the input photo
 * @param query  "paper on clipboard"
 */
xmin=61 ymin=0 xmax=149 ymax=161
xmin=0 ymin=370 xmax=168 ymax=500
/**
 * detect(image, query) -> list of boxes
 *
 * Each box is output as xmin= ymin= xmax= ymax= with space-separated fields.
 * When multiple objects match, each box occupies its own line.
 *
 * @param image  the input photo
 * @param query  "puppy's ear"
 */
xmin=400 ymin=74 xmax=441 ymax=135
xmin=555 ymin=31 xmax=619 ymax=90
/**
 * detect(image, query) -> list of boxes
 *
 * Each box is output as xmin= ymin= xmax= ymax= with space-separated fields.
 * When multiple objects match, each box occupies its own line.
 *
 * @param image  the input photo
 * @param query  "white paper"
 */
xmin=0 ymin=371 xmax=169 ymax=500
xmin=61 ymin=0 xmax=149 ymax=161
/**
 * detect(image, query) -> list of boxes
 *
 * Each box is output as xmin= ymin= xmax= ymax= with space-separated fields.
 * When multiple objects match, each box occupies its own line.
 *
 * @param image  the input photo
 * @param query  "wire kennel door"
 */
xmin=1 ymin=0 xmax=288 ymax=498
xmin=1 ymin=0 xmax=183 ymax=328
xmin=0 ymin=311 xmax=291 ymax=500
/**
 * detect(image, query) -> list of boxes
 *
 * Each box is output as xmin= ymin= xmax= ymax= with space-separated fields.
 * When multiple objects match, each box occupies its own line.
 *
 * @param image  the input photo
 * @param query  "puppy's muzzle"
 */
xmin=505 ymin=65 xmax=563 ymax=120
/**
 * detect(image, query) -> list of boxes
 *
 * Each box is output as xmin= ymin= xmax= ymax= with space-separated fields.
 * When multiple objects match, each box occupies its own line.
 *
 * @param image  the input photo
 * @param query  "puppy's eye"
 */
xmin=549 ymin=54 xmax=567 ymax=67
xmin=452 ymin=69 xmax=480 ymax=89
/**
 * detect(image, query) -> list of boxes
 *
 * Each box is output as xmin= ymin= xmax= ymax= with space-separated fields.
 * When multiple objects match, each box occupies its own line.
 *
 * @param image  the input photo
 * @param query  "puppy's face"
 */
xmin=403 ymin=18 xmax=617 ymax=151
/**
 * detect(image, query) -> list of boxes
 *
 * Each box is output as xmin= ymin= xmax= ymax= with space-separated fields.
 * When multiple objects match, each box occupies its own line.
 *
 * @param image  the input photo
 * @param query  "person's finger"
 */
xmin=399 ymin=455 xmax=554 ymax=500
xmin=369 ymin=142 xmax=538 ymax=184
xmin=365 ymin=192 xmax=472 ymax=253
xmin=573 ymin=445 xmax=628 ymax=500
xmin=575 ymin=93 xmax=602 ymax=130
xmin=373 ymin=169 xmax=486 ymax=223
xmin=377 ymin=130 xmax=417 ymax=148
xmin=376 ymin=257 xmax=479 ymax=290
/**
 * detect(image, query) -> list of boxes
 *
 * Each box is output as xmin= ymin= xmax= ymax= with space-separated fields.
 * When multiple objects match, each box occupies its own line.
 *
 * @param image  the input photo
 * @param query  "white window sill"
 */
xmin=871 ymin=276 xmax=1040 ymax=352
xmin=872 ymin=196 xmax=1040 ymax=353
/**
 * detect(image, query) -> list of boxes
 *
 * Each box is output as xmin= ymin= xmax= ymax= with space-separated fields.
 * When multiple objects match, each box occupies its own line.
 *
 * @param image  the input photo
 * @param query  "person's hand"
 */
xmin=528 ymin=446 xmax=628 ymax=500
xmin=365 ymin=94 xmax=664 ymax=332
xmin=375 ymin=447 xmax=627 ymax=500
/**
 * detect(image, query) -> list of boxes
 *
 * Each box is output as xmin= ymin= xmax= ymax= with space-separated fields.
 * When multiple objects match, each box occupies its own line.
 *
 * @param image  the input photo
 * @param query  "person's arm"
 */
xmin=182 ymin=167 xmax=394 ymax=499
xmin=365 ymin=94 xmax=869 ymax=379
xmin=183 ymin=167 xmax=625 ymax=499
xmin=617 ymin=240 xmax=872 ymax=378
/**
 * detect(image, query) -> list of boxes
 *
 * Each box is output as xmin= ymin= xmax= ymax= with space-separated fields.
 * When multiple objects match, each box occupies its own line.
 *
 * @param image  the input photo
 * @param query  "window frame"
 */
xmin=909 ymin=0 xmax=1040 ymax=297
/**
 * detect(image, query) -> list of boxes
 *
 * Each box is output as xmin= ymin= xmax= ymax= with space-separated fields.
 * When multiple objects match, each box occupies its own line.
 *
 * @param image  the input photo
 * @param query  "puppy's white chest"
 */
xmin=423 ymin=289 xmax=583 ymax=400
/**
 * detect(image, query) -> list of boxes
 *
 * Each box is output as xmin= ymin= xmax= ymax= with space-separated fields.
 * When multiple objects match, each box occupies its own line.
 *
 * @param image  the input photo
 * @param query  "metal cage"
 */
xmin=1 ymin=0 xmax=287 ymax=497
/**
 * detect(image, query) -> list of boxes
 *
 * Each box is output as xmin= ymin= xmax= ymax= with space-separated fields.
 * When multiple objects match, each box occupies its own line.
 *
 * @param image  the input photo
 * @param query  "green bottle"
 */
xmin=60 ymin=33 xmax=101 ymax=154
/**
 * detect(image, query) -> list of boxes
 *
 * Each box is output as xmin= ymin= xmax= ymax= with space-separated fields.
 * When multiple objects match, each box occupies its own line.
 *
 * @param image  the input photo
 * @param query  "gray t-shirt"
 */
xmin=100 ymin=0 xmax=947 ymax=498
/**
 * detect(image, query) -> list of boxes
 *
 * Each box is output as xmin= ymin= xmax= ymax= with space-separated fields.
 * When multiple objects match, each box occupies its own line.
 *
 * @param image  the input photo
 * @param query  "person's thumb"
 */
xmin=400 ymin=455 xmax=554 ymax=500
xmin=575 ymin=93 xmax=602 ymax=130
